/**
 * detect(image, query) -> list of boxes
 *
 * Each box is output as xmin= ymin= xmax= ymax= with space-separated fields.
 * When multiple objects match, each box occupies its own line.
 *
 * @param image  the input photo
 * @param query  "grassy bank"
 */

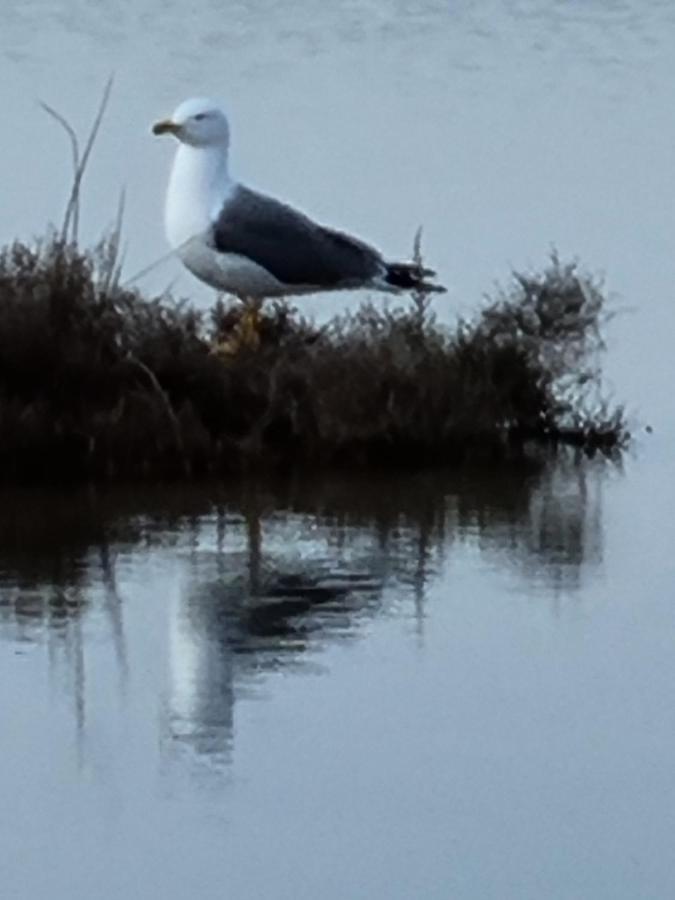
xmin=0 ymin=235 xmax=626 ymax=482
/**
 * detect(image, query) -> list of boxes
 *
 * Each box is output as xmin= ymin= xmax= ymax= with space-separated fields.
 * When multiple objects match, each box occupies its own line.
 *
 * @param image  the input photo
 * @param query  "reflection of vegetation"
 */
xmin=0 ymin=237 xmax=626 ymax=479
xmin=0 ymin=454 xmax=605 ymax=624
xmin=0 ymin=457 xmax=608 ymax=765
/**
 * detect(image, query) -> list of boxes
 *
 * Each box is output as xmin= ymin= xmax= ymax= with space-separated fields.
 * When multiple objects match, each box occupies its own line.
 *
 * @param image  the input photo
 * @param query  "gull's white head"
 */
xmin=152 ymin=97 xmax=230 ymax=149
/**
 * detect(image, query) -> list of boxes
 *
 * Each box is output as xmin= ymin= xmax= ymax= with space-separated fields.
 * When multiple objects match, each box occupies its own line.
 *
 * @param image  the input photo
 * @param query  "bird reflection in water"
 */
xmin=166 ymin=496 xmax=387 ymax=767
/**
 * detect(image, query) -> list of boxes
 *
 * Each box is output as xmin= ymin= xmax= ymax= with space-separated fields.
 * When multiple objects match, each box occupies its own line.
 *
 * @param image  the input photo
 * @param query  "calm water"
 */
xmin=1 ymin=2 xmax=674 ymax=898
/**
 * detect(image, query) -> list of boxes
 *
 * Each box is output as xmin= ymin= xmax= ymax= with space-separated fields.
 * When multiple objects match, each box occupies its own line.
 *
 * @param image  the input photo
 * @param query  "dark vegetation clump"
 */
xmin=0 ymin=234 xmax=627 ymax=482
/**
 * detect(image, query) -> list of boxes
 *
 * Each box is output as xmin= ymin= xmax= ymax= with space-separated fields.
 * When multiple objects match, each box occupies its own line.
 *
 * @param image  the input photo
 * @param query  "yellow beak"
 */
xmin=152 ymin=119 xmax=181 ymax=136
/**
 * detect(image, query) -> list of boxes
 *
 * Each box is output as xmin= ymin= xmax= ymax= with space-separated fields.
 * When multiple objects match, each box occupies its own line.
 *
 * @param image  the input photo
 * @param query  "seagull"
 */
xmin=152 ymin=97 xmax=445 ymax=314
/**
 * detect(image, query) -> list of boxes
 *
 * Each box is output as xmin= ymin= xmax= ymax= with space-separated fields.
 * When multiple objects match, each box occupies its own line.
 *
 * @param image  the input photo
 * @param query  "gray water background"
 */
xmin=1 ymin=2 xmax=674 ymax=898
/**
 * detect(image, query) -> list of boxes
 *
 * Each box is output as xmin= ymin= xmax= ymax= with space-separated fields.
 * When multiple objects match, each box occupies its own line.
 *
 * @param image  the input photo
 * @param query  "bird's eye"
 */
xmin=194 ymin=113 xmax=207 ymax=121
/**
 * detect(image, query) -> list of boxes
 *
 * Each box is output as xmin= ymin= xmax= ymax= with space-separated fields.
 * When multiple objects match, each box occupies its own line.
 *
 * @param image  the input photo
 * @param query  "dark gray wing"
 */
xmin=211 ymin=185 xmax=383 ymax=287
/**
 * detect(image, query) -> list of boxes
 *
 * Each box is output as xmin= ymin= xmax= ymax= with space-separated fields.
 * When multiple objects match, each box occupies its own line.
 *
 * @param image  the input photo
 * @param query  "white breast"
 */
xmin=164 ymin=144 xmax=233 ymax=251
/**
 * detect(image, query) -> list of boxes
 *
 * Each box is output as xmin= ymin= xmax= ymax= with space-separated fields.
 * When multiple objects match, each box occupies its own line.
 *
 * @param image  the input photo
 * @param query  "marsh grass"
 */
xmin=0 ymin=234 xmax=627 ymax=482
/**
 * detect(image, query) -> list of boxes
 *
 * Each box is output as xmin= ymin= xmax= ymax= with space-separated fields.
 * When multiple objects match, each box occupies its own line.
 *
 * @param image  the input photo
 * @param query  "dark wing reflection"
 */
xmin=166 ymin=536 xmax=386 ymax=765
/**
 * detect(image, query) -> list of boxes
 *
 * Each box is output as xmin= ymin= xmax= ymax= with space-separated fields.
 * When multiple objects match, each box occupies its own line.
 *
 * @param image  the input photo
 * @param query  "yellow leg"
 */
xmin=238 ymin=297 xmax=263 ymax=350
xmin=210 ymin=297 xmax=265 ymax=357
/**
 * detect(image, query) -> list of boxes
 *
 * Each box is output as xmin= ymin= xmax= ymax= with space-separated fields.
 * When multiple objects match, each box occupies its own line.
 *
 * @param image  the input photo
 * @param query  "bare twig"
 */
xmin=122 ymin=248 xmax=178 ymax=287
xmin=411 ymin=226 xmax=431 ymax=322
xmin=38 ymin=101 xmax=80 ymax=189
xmin=99 ymin=186 xmax=127 ymax=295
xmin=413 ymin=226 xmax=423 ymax=266
xmin=126 ymin=353 xmax=188 ymax=472
xmin=122 ymin=234 xmax=201 ymax=289
xmin=39 ymin=75 xmax=114 ymax=245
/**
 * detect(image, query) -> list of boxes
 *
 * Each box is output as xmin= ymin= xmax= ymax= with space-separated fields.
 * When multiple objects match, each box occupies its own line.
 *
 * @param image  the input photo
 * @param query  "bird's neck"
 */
xmin=165 ymin=143 xmax=233 ymax=250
